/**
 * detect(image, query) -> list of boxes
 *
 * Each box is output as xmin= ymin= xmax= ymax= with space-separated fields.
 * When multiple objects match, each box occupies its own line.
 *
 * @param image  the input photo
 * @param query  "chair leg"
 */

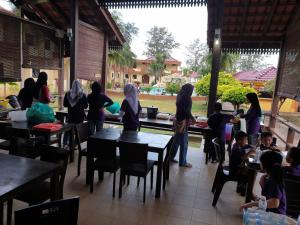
xmin=119 ymin=172 xmax=123 ymax=198
xmin=211 ymin=167 xmax=220 ymax=193
xmin=127 ymin=175 xmax=130 ymax=186
xmin=7 ymin=199 xmax=12 ymax=225
xmin=90 ymin=170 xmax=94 ymax=193
xmin=113 ymin=172 xmax=116 ymax=198
xmin=212 ymin=177 xmax=226 ymax=207
xmin=77 ymin=153 xmax=82 ymax=176
xmin=137 ymin=177 xmax=140 ymax=187
xmin=143 ymin=176 xmax=146 ymax=203
xmin=98 ymin=170 xmax=104 ymax=181
xmin=150 ymin=168 xmax=153 ymax=190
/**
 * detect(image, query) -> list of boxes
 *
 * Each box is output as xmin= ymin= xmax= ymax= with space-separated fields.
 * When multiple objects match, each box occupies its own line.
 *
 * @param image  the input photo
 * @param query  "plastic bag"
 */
xmin=240 ymin=118 xmax=247 ymax=133
xmin=9 ymin=110 xmax=27 ymax=122
xmin=106 ymin=102 xmax=120 ymax=114
xmin=26 ymin=103 xmax=55 ymax=124
xmin=225 ymin=123 xmax=233 ymax=141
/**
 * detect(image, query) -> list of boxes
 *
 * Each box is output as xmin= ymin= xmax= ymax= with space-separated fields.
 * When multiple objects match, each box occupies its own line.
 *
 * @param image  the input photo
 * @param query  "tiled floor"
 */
xmin=11 ymin=144 xmax=245 ymax=225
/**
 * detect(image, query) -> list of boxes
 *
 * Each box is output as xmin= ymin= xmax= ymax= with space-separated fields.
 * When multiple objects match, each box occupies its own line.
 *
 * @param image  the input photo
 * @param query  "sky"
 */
xmin=113 ymin=7 xmax=279 ymax=68
xmin=0 ymin=0 xmax=279 ymax=68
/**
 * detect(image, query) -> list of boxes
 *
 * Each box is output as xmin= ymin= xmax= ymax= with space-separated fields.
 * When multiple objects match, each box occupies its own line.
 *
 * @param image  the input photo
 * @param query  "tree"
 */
xmin=235 ymin=54 xmax=270 ymax=71
xmin=185 ymin=39 xmax=208 ymax=74
xmin=148 ymin=53 xmax=166 ymax=84
xmin=221 ymin=86 xmax=256 ymax=110
xmin=201 ymin=53 xmax=240 ymax=74
xmin=110 ymin=11 xmax=138 ymax=44
xmin=194 ymin=72 xmax=241 ymax=97
xmin=144 ymin=26 xmax=179 ymax=57
xmin=264 ymin=79 xmax=276 ymax=94
xmin=165 ymin=83 xmax=181 ymax=96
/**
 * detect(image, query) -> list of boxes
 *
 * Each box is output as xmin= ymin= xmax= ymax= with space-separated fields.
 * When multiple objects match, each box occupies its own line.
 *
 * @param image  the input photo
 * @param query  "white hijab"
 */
xmin=67 ymin=80 xmax=84 ymax=107
xmin=124 ymin=83 xmax=138 ymax=115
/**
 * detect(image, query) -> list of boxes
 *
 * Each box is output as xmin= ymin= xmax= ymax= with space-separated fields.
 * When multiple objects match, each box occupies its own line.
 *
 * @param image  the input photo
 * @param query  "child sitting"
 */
xmin=284 ymin=147 xmax=300 ymax=176
xmin=259 ymin=132 xmax=277 ymax=151
xmin=240 ymin=151 xmax=286 ymax=215
xmin=229 ymin=131 xmax=255 ymax=195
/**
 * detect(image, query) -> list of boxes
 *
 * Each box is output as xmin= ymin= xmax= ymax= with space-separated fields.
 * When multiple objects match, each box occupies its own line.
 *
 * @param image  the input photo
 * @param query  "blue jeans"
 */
xmin=171 ymin=131 xmax=188 ymax=166
xmin=89 ymin=120 xmax=103 ymax=134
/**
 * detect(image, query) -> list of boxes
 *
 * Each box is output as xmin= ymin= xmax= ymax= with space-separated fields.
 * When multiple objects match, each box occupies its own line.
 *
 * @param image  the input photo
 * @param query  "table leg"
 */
xmin=69 ymin=127 xmax=74 ymax=163
xmin=245 ymin=168 xmax=257 ymax=203
xmin=155 ymin=151 xmax=163 ymax=198
xmin=50 ymin=170 xmax=60 ymax=200
xmin=86 ymin=153 xmax=92 ymax=185
xmin=6 ymin=200 xmax=12 ymax=225
xmin=0 ymin=201 xmax=3 ymax=225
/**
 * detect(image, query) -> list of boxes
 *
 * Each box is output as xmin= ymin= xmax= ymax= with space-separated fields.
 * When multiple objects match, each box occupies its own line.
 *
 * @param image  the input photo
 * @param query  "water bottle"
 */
xmin=255 ymin=149 xmax=262 ymax=162
xmin=258 ymin=196 xmax=267 ymax=211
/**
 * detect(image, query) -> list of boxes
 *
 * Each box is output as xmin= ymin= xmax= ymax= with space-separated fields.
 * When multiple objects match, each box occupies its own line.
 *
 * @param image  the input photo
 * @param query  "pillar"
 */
xmin=101 ymin=35 xmax=108 ymax=94
xmin=70 ymin=0 xmax=78 ymax=87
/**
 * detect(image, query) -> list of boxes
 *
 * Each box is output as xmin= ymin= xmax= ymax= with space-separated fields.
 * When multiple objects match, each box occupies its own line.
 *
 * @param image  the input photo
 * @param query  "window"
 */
xmin=111 ymin=73 xmax=114 ymax=78
xmin=117 ymin=73 xmax=120 ymax=78
xmin=133 ymin=75 xmax=137 ymax=79
xmin=172 ymin=64 xmax=177 ymax=66
xmin=125 ymin=74 xmax=129 ymax=79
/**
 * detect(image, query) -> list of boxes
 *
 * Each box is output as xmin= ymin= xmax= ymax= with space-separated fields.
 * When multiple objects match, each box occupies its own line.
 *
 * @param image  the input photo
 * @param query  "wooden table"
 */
xmin=87 ymin=128 xmax=173 ymax=198
xmin=0 ymin=121 xmax=75 ymax=162
xmin=56 ymin=111 xmax=212 ymax=163
xmin=0 ymin=153 xmax=60 ymax=225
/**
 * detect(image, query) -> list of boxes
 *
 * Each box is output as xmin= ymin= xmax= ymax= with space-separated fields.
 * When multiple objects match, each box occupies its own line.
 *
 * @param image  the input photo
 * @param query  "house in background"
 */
xmin=108 ymin=56 xmax=181 ymax=88
xmin=190 ymin=72 xmax=201 ymax=83
xmin=234 ymin=66 xmax=277 ymax=91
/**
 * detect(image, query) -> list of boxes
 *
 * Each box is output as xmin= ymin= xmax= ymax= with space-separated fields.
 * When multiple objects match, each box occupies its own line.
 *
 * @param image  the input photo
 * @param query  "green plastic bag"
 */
xmin=106 ymin=102 xmax=120 ymax=114
xmin=26 ymin=103 xmax=55 ymax=124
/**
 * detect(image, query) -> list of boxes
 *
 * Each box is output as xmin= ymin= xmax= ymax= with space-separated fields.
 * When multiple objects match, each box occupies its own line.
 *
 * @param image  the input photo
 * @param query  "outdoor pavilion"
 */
xmin=0 ymin=0 xmax=125 ymax=107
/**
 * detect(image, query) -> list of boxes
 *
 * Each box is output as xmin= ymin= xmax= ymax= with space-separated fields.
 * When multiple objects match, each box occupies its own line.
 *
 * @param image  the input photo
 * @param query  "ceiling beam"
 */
xmin=48 ymin=0 xmax=69 ymax=25
xmin=23 ymin=1 xmax=53 ymax=26
xmin=239 ymin=0 xmax=250 ymax=35
xmin=263 ymin=0 xmax=279 ymax=34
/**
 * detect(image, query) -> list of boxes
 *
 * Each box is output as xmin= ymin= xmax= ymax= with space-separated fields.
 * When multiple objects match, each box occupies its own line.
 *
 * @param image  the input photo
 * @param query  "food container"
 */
xmin=147 ymin=106 xmax=158 ymax=119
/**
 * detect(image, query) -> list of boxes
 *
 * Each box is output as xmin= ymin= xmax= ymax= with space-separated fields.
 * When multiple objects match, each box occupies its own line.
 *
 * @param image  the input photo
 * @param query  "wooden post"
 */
xmin=101 ymin=34 xmax=108 ymax=94
xmin=286 ymin=127 xmax=295 ymax=150
xmin=207 ymin=28 xmax=222 ymax=116
xmin=207 ymin=1 xmax=224 ymax=117
xmin=270 ymin=41 xmax=285 ymax=128
xmin=70 ymin=0 xmax=78 ymax=87
xmin=58 ymin=39 xmax=65 ymax=110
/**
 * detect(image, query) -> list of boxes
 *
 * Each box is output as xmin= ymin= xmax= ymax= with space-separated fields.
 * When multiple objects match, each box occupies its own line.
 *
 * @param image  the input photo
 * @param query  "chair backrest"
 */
xmin=284 ymin=173 xmax=300 ymax=218
xmin=212 ymin=138 xmax=224 ymax=164
xmin=119 ymin=141 xmax=148 ymax=171
xmin=88 ymin=139 xmax=117 ymax=161
xmin=75 ymin=122 xmax=91 ymax=146
xmin=15 ymin=197 xmax=79 ymax=225
xmin=39 ymin=145 xmax=69 ymax=198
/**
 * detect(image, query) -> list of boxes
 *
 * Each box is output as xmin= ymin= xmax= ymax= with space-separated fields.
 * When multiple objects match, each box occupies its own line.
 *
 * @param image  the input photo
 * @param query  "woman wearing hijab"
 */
xmin=63 ymin=80 xmax=88 ymax=146
xmin=18 ymin=78 xmax=35 ymax=110
xmin=120 ymin=83 xmax=141 ymax=131
xmin=33 ymin=72 xmax=51 ymax=104
xmin=87 ymin=81 xmax=113 ymax=133
xmin=170 ymin=83 xmax=196 ymax=168
xmin=240 ymin=92 xmax=262 ymax=143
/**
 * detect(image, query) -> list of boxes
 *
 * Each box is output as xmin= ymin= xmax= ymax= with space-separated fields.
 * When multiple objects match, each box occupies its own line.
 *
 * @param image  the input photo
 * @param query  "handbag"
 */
xmin=173 ymin=119 xmax=187 ymax=134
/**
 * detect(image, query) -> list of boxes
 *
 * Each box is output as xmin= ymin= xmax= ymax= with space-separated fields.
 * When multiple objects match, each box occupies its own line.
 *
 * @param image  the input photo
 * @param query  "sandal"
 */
xmin=180 ymin=163 xmax=192 ymax=168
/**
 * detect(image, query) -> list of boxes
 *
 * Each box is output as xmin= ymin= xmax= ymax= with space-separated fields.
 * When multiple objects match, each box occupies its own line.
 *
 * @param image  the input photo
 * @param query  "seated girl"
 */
xmin=240 ymin=151 xmax=286 ymax=215
xmin=284 ymin=147 xmax=300 ymax=176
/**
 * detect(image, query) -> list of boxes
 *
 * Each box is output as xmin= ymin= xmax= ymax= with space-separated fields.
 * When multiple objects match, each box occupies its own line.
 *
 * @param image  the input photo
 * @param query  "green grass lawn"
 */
xmin=109 ymin=95 xmax=207 ymax=116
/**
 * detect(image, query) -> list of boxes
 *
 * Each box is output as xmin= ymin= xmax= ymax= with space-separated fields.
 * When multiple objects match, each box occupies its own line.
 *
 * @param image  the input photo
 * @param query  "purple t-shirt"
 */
xmin=261 ymin=178 xmax=286 ymax=215
xmin=284 ymin=165 xmax=300 ymax=177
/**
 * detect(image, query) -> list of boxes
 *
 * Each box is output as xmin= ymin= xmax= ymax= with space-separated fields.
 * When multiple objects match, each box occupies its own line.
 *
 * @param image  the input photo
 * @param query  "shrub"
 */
xmin=141 ymin=86 xmax=152 ymax=94
xmin=165 ymin=83 xmax=181 ymax=96
xmin=106 ymin=82 xmax=112 ymax=89
xmin=221 ymin=86 xmax=256 ymax=109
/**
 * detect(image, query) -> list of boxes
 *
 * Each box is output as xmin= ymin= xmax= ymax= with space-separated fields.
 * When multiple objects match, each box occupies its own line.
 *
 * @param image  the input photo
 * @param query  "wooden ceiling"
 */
xmin=207 ymin=0 xmax=300 ymax=54
xmin=10 ymin=0 xmax=125 ymax=47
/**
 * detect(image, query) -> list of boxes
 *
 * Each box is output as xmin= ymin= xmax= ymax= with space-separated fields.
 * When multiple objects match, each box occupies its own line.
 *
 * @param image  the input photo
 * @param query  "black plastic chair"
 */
xmin=211 ymin=138 xmax=238 ymax=206
xmin=284 ymin=173 xmax=300 ymax=218
xmin=119 ymin=141 xmax=154 ymax=203
xmin=75 ymin=122 xmax=92 ymax=176
xmin=89 ymin=139 xmax=119 ymax=197
xmin=8 ymin=127 xmax=43 ymax=158
xmin=15 ymin=197 xmax=79 ymax=225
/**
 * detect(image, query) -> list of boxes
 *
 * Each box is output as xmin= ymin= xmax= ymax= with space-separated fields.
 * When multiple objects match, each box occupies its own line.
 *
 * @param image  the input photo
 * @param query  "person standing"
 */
xmin=240 ymin=93 xmax=262 ymax=144
xmin=18 ymin=78 xmax=35 ymax=110
xmin=63 ymin=80 xmax=88 ymax=146
xmin=87 ymin=82 xmax=113 ymax=133
xmin=170 ymin=83 xmax=196 ymax=168
xmin=120 ymin=83 xmax=141 ymax=131
xmin=33 ymin=72 xmax=51 ymax=104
